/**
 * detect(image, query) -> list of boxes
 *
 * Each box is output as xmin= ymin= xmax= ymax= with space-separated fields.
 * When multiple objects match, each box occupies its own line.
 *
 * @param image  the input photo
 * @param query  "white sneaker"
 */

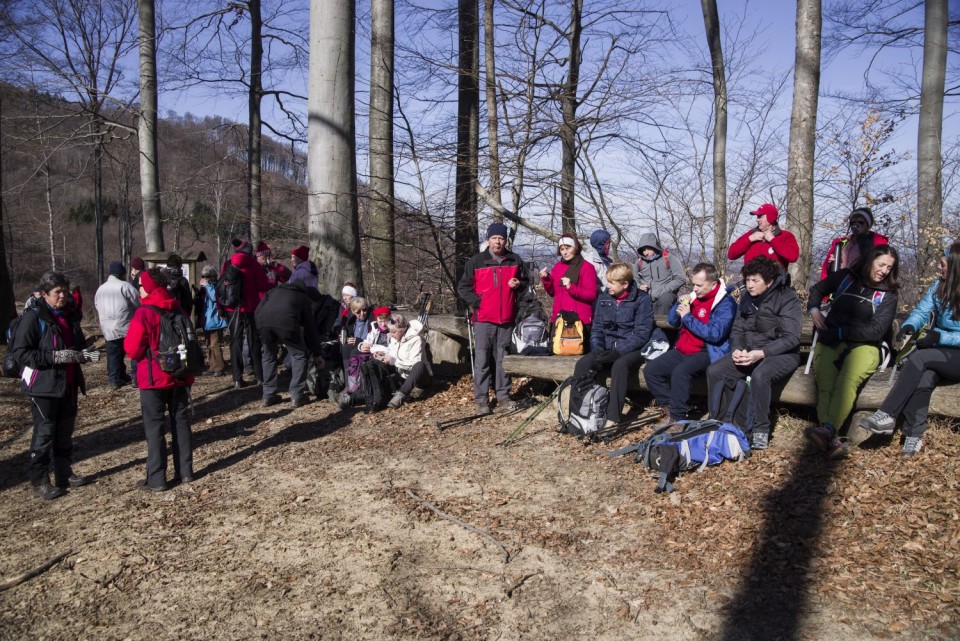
xmin=901 ymin=436 xmax=924 ymax=457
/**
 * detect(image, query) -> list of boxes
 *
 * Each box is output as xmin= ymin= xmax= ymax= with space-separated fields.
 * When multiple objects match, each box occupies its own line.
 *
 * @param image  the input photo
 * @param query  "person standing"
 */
xmin=583 ymin=229 xmax=613 ymax=289
xmin=820 ymin=207 xmax=889 ymax=280
xmin=632 ymin=233 xmax=687 ymax=316
xmin=539 ymin=233 xmax=598 ymax=344
xmin=199 ymin=265 xmax=228 ymax=376
xmin=130 ymin=257 xmax=146 ymax=290
xmin=94 ymin=261 xmax=140 ymax=390
xmin=288 ymin=245 xmax=319 ymax=289
xmin=12 ymin=271 xmax=96 ymax=500
xmin=727 ymin=203 xmax=800 ymax=270
xmin=163 ymin=254 xmax=193 ymax=317
xmin=457 ymin=222 xmax=529 ymax=414
xmin=124 ymin=268 xmax=194 ymax=492
xmin=256 ymin=280 xmax=325 ymax=408
xmin=256 ymin=242 xmax=291 ymax=286
xmin=224 ymin=239 xmax=271 ymax=388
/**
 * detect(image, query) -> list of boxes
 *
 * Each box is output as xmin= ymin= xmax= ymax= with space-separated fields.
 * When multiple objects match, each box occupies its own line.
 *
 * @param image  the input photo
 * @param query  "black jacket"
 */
xmin=591 ymin=285 xmax=654 ymax=354
xmin=12 ymin=303 xmax=86 ymax=398
xmin=808 ymin=268 xmax=897 ymax=346
xmin=731 ymin=273 xmax=802 ymax=356
xmin=254 ymin=281 xmax=322 ymax=356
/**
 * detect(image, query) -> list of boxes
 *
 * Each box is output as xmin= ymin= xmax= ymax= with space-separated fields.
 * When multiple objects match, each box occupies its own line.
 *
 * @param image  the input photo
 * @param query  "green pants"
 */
xmin=813 ymin=342 xmax=880 ymax=429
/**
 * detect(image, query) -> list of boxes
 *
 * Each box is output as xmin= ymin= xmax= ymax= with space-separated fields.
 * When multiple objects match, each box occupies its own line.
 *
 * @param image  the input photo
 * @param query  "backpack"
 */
xmin=3 ymin=310 xmax=45 ymax=379
xmin=631 ymin=419 xmax=750 ymax=493
xmin=360 ymin=359 xmax=401 ymax=413
xmin=512 ymin=314 xmax=549 ymax=354
xmin=144 ymin=305 xmax=204 ymax=381
xmin=708 ymin=376 xmax=753 ymax=432
xmin=556 ymin=371 xmax=609 ymax=436
xmin=166 ymin=272 xmax=194 ymax=316
xmin=552 ymin=311 xmax=586 ymax=356
xmin=346 ymin=352 xmax=372 ymax=394
xmin=216 ymin=264 xmax=243 ymax=310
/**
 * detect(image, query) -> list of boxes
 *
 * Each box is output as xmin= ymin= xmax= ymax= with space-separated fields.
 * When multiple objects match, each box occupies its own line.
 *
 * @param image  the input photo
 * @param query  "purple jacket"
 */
xmin=288 ymin=260 xmax=319 ymax=289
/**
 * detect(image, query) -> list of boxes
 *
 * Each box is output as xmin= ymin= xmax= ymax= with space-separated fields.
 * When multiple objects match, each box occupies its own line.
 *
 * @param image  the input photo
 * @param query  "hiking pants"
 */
xmin=261 ymin=327 xmax=309 ymax=401
xmin=398 ymin=361 xmax=432 ymax=396
xmin=813 ymin=342 xmax=880 ymax=429
xmin=105 ymin=338 xmax=128 ymax=385
xmin=230 ymin=312 xmax=263 ymax=383
xmin=651 ymin=292 xmax=677 ymax=317
xmin=206 ymin=328 xmax=225 ymax=373
xmin=472 ymin=322 xmax=512 ymax=405
xmin=574 ymin=349 xmax=646 ymax=423
xmin=642 ymin=348 xmax=711 ymax=421
xmin=880 ymin=347 xmax=960 ymax=437
xmin=27 ymin=392 xmax=78 ymax=486
xmin=139 ymin=387 xmax=192 ymax=488
xmin=706 ymin=352 xmax=800 ymax=435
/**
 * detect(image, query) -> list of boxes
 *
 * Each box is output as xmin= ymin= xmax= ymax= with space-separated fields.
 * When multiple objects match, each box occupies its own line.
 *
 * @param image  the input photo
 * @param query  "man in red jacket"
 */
xmin=224 ymin=239 xmax=271 ymax=388
xmin=819 ymin=206 xmax=888 ymax=280
xmin=124 ymin=268 xmax=195 ymax=492
xmin=727 ymin=203 xmax=799 ymax=270
xmin=256 ymin=241 xmax=291 ymax=287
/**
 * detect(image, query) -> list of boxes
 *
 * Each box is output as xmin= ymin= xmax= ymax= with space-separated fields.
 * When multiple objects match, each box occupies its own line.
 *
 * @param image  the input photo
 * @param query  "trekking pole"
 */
xmin=498 ymin=387 xmax=561 ymax=447
xmin=437 ymin=396 xmax=536 ymax=432
xmin=804 ymin=330 xmax=818 ymax=375
xmin=589 ymin=410 xmax=664 ymax=444
xmin=418 ymin=293 xmax=433 ymax=325
xmin=466 ymin=313 xmax=476 ymax=381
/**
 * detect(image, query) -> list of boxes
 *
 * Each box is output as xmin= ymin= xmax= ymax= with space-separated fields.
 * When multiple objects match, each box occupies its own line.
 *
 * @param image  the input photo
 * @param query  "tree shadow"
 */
xmin=718 ymin=442 xmax=838 ymax=641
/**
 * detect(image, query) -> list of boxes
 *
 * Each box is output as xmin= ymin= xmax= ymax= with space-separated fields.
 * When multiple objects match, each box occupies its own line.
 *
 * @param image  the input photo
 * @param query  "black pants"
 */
xmin=230 ymin=312 xmax=263 ymax=383
xmin=642 ymin=348 xmax=711 ymax=420
xmin=398 ymin=361 xmax=432 ymax=395
xmin=27 ymin=392 xmax=78 ymax=486
xmin=139 ymin=387 xmax=192 ymax=488
xmin=706 ymin=352 xmax=800 ymax=435
xmin=261 ymin=327 xmax=310 ymax=400
xmin=574 ymin=349 xmax=646 ymax=422
xmin=881 ymin=347 xmax=960 ymax=437
xmin=106 ymin=338 xmax=128 ymax=384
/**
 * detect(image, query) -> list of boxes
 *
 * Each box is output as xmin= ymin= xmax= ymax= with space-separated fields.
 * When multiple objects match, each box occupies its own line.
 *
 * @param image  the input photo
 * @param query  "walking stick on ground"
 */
xmin=499 ymin=387 xmax=561 ymax=447
xmin=466 ymin=313 xmax=476 ymax=381
xmin=804 ymin=329 xmax=818 ymax=375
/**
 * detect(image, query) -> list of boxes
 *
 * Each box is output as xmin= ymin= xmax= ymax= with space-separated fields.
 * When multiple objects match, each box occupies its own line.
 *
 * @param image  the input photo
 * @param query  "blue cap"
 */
xmin=108 ymin=261 xmax=125 ymax=277
xmin=487 ymin=222 xmax=509 ymax=240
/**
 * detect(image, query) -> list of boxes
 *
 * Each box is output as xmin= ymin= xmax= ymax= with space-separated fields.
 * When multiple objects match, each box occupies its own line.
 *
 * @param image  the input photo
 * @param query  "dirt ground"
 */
xmin=0 ymin=352 xmax=958 ymax=641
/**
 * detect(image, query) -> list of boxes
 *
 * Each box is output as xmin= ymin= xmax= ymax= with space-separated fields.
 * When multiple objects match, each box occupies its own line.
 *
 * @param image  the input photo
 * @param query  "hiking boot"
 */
xmin=494 ymin=401 xmax=518 ymax=414
xmin=234 ymin=379 xmax=249 ymax=390
xmin=860 ymin=410 xmax=896 ymax=436
xmin=261 ymin=394 xmax=281 ymax=408
xmin=901 ymin=436 xmax=924 ymax=457
xmin=337 ymin=391 xmax=352 ymax=410
xmin=804 ymin=424 xmax=835 ymax=452
xmin=827 ymin=437 xmax=850 ymax=460
xmin=56 ymin=474 xmax=93 ymax=489
xmin=290 ymin=396 xmax=310 ymax=408
xmin=33 ymin=481 xmax=66 ymax=501
xmin=409 ymin=387 xmax=427 ymax=400
xmin=476 ymin=403 xmax=492 ymax=416
xmin=750 ymin=431 xmax=769 ymax=450
xmin=387 ymin=391 xmax=406 ymax=409
xmin=109 ymin=382 xmax=123 ymax=391
xmin=136 ymin=479 xmax=169 ymax=493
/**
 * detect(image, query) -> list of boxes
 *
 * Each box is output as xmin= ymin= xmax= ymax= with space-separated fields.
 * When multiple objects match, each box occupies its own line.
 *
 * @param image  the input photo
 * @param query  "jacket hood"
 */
xmin=637 ymin=233 xmax=662 ymax=256
xmin=141 ymin=288 xmax=179 ymax=311
xmin=406 ymin=319 xmax=425 ymax=336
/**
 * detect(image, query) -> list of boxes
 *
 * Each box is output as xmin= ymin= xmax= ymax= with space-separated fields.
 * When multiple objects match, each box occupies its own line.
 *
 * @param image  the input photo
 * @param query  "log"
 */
xmin=501 ymin=355 xmax=960 ymax=419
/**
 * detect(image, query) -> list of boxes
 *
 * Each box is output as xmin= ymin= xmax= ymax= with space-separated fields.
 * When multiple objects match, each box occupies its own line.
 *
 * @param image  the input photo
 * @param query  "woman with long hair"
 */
xmin=860 ymin=242 xmax=960 ymax=456
xmin=805 ymin=244 xmax=899 ymax=459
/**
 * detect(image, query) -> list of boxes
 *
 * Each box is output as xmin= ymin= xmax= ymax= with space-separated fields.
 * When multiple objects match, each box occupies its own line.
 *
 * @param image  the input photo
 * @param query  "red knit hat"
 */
xmin=131 ymin=257 xmax=146 ymax=271
xmin=140 ymin=270 xmax=161 ymax=294
xmin=256 ymin=241 xmax=271 ymax=257
xmin=372 ymin=306 xmax=391 ymax=318
xmin=750 ymin=203 xmax=779 ymax=224
xmin=291 ymin=245 xmax=309 ymax=261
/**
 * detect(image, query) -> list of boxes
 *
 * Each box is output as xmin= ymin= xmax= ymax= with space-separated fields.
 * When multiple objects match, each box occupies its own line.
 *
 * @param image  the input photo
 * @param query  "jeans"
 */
xmin=230 ymin=312 xmax=263 ymax=383
xmin=642 ymin=348 xmax=711 ymax=420
xmin=106 ymin=338 xmax=128 ymax=384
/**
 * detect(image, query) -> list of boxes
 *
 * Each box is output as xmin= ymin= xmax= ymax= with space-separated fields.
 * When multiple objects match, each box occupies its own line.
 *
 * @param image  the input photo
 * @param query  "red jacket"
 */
xmin=728 ymin=227 xmax=799 ymax=269
xmin=820 ymin=231 xmax=888 ymax=280
xmin=227 ymin=251 xmax=271 ymax=313
xmin=456 ymin=249 xmax=529 ymax=324
xmin=124 ymin=289 xmax=195 ymax=389
xmin=542 ymin=258 xmax=598 ymax=325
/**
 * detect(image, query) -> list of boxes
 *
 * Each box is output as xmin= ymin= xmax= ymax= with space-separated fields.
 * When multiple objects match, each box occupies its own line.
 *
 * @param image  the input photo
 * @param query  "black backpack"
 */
xmin=3 ymin=309 xmax=44 ymax=378
xmin=144 ymin=305 xmax=204 ymax=381
xmin=360 ymin=359 xmax=401 ymax=413
xmin=166 ymin=271 xmax=194 ymax=316
xmin=216 ymin=264 xmax=243 ymax=309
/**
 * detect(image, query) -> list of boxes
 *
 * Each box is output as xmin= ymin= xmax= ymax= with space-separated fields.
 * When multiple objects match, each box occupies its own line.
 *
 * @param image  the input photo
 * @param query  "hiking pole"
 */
xmin=437 ymin=397 xmax=536 ymax=432
xmin=589 ymin=411 xmax=664 ymax=444
xmin=418 ymin=293 xmax=433 ymax=325
xmin=466 ymin=313 xmax=476 ymax=381
xmin=804 ymin=330 xmax=818 ymax=375
xmin=498 ymin=388 xmax=561 ymax=447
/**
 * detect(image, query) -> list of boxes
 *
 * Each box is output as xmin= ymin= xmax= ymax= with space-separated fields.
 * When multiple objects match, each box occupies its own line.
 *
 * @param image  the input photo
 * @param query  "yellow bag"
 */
xmin=553 ymin=312 xmax=585 ymax=356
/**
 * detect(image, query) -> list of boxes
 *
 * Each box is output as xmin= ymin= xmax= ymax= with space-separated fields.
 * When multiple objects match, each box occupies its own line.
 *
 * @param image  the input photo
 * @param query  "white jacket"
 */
xmin=94 ymin=275 xmax=140 ymax=340
xmin=388 ymin=319 xmax=432 ymax=377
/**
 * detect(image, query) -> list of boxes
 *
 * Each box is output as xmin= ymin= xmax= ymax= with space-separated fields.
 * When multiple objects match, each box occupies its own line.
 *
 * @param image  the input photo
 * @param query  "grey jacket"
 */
xmin=631 ymin=233 xmax=686 ymax=303
xmin=94 ymin=275 xmax=140 ymax=341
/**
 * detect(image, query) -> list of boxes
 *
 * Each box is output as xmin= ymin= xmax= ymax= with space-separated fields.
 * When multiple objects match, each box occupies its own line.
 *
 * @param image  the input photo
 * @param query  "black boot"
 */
xmin=33 ymin=481 xmax=66 ymax=501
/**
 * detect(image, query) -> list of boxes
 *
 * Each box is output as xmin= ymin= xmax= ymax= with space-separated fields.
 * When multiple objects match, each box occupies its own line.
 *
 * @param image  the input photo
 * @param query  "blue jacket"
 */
xmin=667 ymin=283 xmax=737 ymax=363
xmin=591 ymin=285 xmax=654 ymax=354
xmin=904 ymin=280 xmax=960 ymax=348
xmin=288 ymin=260 xmax=319 ymax=289
xmin=203 ymin=284 xmax=228 ymax=331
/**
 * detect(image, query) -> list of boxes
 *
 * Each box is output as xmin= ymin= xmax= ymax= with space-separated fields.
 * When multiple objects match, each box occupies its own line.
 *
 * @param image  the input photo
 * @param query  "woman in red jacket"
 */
xmin=539 ymin=233 xmax=598 ymax=349
xmin=124 ymin=268 xmax=195 ymax=492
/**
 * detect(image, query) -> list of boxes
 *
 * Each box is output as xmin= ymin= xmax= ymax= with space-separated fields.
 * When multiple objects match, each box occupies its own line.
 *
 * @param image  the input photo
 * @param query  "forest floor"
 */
xmin=0 ymin=350 xmax=958 ymax=641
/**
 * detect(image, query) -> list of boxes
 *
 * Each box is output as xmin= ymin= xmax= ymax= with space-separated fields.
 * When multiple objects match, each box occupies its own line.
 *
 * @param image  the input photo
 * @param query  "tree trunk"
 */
xmin=559 ymin=0 xmax=582 ymax=234
xmin=455 ymin=0 xmax=480 ymax=309
xmin=368 ymin=0 xmax=396 ymax=304
xmin=248 ymin=0 xmax=263 ymax=245
xmin=785 ymin=0 xmax=821 ymax=289
xmin=917 ymin=0 xmax=947 ymax=281
xmin=308 ymin=0 xmax=361 ymax=294
xmin=0 ymin=93 xmax=16 ymax=340
xmin=483 ymin=0 xmax=502 ymax=216
xmin=93 ymin=117 xmax=105 ymax=284
xmin=45 ymin=166 xmax=56 ymax=270
xmin=701 ymin=0 xmax=728 ymax=270
xmin=138 ymin=0 xmax=163 ymax=253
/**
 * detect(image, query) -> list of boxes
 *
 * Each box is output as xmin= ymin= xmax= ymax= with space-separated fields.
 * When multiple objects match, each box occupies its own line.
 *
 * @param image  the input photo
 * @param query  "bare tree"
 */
xmin=308 ymin=0 xmax=361 ymax=293
xmin=482 ymin=0 xmax=503 ymax=215
xmin=455 ymin=0 xmax=480 ymax=304
xmin=786 ymin=0 xmax=822 ymax=288
xmin=138 ymin=0 xmax=163 ymax=252
xmin=701 ymin=0 xmax=728 ymax=269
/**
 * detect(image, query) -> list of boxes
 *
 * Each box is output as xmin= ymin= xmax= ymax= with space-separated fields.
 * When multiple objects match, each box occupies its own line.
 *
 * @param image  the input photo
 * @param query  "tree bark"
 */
xmin=701 ymin=0 xmax=728 ymax=270
xmin=559 ymin=0 xmax=583 ymax=234
xmin=369 ymin=0 xmax=396 ymax=304
xmin=455 ymin=0 xmax=480 ymax=309
xmin=248 ymin=0 xmax=263 ymax=245
xmin=308 ymin=0 xmax=362 ymax=294
xmin=138 ymin=0 xmax=163 ymax=253
xmin=483 ymin=0 xmax=502 ymax=216
xmin=917 ymin=0 xmax=947 ymax=281
xmin=0 ymin=93 xmax=16 ymax=340
xmin=93 ymin=117 xmax=105 ymax=284
xmin=785 ymin=0 xmax=821 ymax=289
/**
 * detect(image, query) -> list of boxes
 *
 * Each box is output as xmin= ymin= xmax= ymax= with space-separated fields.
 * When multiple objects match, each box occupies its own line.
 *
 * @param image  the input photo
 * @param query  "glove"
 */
xmin=593 ymin=349 xmax=621 ymax=365
xmin=81 ymin=349 xmax=100 ymax=363
xmin=53 ymin=350 xmax=82 ymax=365
xmin=916 ymin=330 xmax=940 ymax=349
xmin=896 ymin=325 xmax=916 ymax=342
xmin=818 ymin=328 xmax=841 ymax=347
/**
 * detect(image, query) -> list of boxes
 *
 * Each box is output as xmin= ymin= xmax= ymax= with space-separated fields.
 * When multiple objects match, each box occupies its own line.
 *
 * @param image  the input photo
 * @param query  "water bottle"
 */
xmin=178 ymin=343 xmax=187 ymax=362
